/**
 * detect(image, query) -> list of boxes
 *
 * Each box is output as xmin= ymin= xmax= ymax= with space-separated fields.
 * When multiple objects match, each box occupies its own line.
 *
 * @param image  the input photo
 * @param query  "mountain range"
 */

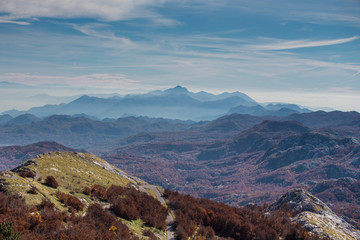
xmin=0 ymin=86 xmax=359 ymax=238
xmin=98 ymin=112 xmax=360 ymax=228
xmin=0 ymin=114 xmax=194 ymax=149
xmin=0 ymin=110 xmax=359 ymax=226
xmin=0 ymin=110 xmax=358 ymax=151
xmin=2 ymin=86 xmax=311 ymax=120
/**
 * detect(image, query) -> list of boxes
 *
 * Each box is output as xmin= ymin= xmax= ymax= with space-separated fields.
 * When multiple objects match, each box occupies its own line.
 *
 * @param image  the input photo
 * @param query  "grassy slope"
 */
xmin=0 ymin=151 xmax=166 ymax=239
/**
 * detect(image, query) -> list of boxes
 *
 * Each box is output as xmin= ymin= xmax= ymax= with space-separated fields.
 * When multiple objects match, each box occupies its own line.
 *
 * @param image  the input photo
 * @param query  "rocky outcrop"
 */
xmin=270 ymin=189 xmax=360 ymax=240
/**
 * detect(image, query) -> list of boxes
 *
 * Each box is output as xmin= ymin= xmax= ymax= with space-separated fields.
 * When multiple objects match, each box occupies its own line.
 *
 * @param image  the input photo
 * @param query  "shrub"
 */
xmin=89 ymin=185 xmax=107 ymax=201
xmin=110 ymin=197 xmax=139 ymax=220
xmin=143 ymin=229 xmax=157 ymax=240
xmin=0 ymin=192 xmax=136 ymax=240
xmin=83 ymin=186 xmax=91 ymax=195
xmin=37 ymin=199 xmax=55 ymax=210
xmin=106 ymin=185 xmax=126 ymax=201
xmin=44 ymin=176 xmax=58 ymax=188
xmin=18 ymin=171 xmax=35 ymax=179
xmin=164 ymin=189 xmax=319 ymax=240
xmin=107 ymin=185 xmax=168 ymax=230
xmin=27 ymin=186 xmax=38 ymax=195
xmin=56 ymin=192 xmax=84 ymax=212
xmin=82 ymin=204 xmax=132 ymax=239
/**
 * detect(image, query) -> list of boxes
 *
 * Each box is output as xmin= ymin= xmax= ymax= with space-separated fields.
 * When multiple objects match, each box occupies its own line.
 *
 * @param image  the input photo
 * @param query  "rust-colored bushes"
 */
xmin=88 ymin=185 xmax=107 ymax=201
xmin=56 ymin=192 xmax=84 ymax=212
xmin=43 ymin=176 xmax=58 ymax=188
xmin=107 ymin=185 xmax=168 ymax=230
xmin=0 ymin=192 xmax=136 ymax=240
xmin=163 ymin=189 xmax=321 ymax=240
xmin=18 ymin=171 xmax=35 ymax=179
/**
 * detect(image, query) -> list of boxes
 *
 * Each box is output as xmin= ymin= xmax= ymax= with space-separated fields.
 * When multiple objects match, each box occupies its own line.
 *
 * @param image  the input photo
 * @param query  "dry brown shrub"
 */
xmin=44 ymin=176 xmax=58 ymax=188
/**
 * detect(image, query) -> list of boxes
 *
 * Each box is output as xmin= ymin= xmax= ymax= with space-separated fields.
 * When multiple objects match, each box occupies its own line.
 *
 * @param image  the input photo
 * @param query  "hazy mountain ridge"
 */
xmin=228 ymin=103 xmax=311 ymax=117
xmin=0 ymin=114 xmax=194 ymax=149
xmin=0 ymin=114 xmax=12 ymax=124
xmin=2 ymin=86 xmax=312 ymax=120
xmin=2 ymin=110 xmax=357 ymax=151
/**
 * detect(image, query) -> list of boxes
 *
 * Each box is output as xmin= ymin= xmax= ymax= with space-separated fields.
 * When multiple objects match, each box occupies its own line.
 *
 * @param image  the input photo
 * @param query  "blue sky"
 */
xmin=0 ymin=0 xmax=359 ymax=112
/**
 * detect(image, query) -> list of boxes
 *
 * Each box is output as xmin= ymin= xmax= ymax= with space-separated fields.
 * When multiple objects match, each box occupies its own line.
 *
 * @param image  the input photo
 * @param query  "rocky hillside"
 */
xmin=0 ymin=151 xmax=338 ymax=240
xmin=0 ymin=151 xmax=169 ymax=239
xmin=270 ymin=189 xmax=360 ymax=240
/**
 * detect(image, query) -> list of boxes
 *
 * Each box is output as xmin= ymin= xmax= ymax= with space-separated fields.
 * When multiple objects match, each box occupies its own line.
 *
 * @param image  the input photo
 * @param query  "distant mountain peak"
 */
xmin=79 ymin=94 xmax=91 ymax=99
xmin=164 ymin=85 xmax=189 ymax=94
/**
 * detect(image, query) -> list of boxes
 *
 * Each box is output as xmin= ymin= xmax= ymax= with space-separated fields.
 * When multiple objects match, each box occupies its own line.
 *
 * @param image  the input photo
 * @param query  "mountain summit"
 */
xmin=164 ymin=85 xmax=189 ymax=94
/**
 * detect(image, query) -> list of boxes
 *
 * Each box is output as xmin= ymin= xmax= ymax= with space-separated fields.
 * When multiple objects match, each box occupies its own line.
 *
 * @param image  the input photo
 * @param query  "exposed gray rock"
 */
xmin=270 ymin=188 xmax=360 ymax=240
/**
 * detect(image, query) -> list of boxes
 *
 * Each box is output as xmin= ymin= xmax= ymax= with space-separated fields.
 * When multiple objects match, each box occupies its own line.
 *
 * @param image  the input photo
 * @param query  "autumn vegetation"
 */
xmin=56 ymin=192 xmax=84 ymax=212
xmin=0 ymin=177 xmax=168 ymax=239
xmin=18 ymin=171 xmax=35 ymax=179
xmin=106 ymin=185 xmax=168 ymax=230
xmin=43 ymin=175 xmax=58 ymax=188
xmin=0 ymin=191 xmax=135 ymax=240
xmin=163 ymin=189 xmax=328 ymax=240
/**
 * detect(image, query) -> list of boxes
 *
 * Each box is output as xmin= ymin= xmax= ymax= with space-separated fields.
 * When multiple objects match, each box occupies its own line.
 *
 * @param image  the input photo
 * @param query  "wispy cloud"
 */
xmin=0 ymin=14 xmax=32 ymax=25
xmin=0 ymin=73 xmax=140 ymax=88
xmin=288 ymin=11 xmax=360 ymax=27
xmin=0 ymin=0 xmax=178 ymax=26
xmin=72 ymin=23 xmax=135 ymax=48
xmin=247 ymin=36 xmax=359 ymax=50
xmin=0 ymin=18 xmax=30 ymax=25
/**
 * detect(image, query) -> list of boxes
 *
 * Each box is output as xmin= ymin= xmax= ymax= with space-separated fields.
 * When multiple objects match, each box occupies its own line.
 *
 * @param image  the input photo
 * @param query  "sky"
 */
xmin=0 ymin=0 xmax=360 ymax=112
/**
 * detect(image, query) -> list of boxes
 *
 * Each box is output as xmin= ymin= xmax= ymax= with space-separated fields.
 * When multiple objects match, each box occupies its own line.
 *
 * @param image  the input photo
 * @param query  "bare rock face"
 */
xmin=270 ymin=189 xmax=360 ymax=240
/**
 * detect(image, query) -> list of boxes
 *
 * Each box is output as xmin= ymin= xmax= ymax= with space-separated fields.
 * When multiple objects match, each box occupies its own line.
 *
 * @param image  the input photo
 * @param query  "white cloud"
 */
xmin=0 ymin=19 xmax=30 ymax=25
xmin=247 ymin=36 xmax=359 ymax=50
xmin=0 ymin=73 xmax=140 ymax=88
xmin=72 ymin=23 xmax=135 ymax=48
xmin=288 ymin=11 xmax=360 ymax=27
xmin=0 ymin=0 xmax=178 ymax=26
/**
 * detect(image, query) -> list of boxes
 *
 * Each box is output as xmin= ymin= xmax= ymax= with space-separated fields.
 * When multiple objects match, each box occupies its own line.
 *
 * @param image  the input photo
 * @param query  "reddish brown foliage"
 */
xmin=82 ymin=186 xmax=91 ymax=195
xmin=163 ymin=189 xmax=321 ymax=240
xmin=143 ymin=229 xmax=157 ymax=240
xmin=18 ymin=171 xmax=35 ymax=179
xmin=56 ymin=192 xmax=84 ymax=212
xmin=89 ymin=184 xmax=107 ymax=201
xmin=37 ymin=199 xmax=55 ymax=210
xmin=107 ymin=185 xmax=168 ymax=230
xmin=43 ymin=176 xmax=58 ymax=188
xmin=27 ymin=186 xmax=38 ymax=195
xmin=0 ymin=192 xmax=136 ymax=240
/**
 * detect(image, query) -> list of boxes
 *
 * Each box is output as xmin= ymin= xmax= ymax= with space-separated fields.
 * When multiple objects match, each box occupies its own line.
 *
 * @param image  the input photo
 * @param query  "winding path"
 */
xmin=140 ymin=184 xmax=175 ymax=240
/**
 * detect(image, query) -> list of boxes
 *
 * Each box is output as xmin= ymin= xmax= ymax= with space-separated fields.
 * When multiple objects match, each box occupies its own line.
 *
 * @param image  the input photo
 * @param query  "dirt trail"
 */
xmin=141 ymin=185 xmax=175 ymax=240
